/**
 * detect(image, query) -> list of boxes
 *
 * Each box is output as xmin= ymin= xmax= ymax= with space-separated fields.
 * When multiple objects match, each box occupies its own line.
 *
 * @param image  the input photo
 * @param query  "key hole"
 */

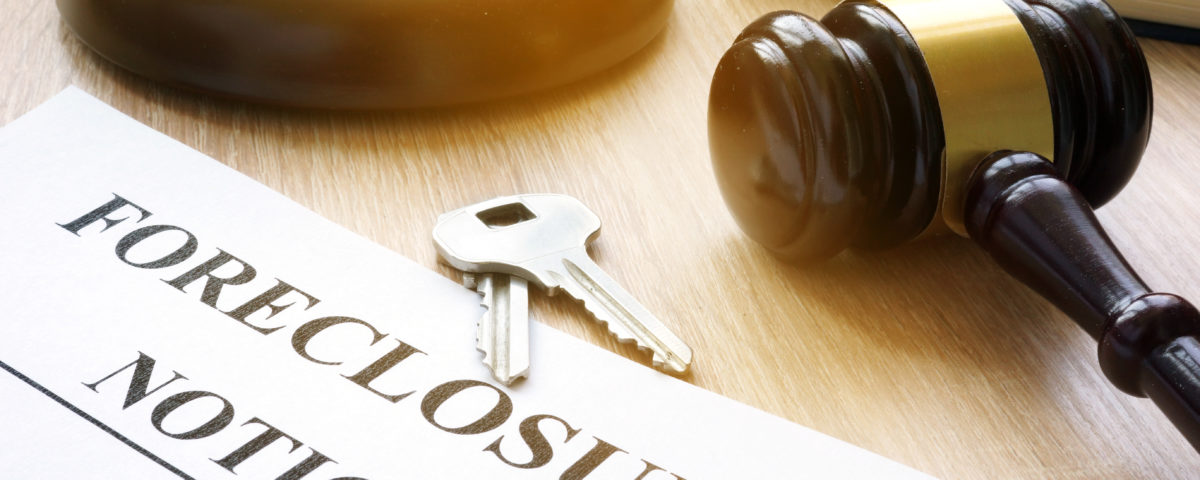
xmin=476 ymin=203 xmax=537 ymax=229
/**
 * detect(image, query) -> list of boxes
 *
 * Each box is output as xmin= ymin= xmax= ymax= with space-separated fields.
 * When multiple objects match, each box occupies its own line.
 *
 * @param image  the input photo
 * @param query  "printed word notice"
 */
xmin=0 ymin=88 xmax=933 ymax=479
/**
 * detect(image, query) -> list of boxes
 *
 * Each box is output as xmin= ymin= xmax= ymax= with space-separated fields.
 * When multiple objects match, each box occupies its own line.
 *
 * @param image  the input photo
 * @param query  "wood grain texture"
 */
xmin=3 ymin=0 xmax=1200 ymax=477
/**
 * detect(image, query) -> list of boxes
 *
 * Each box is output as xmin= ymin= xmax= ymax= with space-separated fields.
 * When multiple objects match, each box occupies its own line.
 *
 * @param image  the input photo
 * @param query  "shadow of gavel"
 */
xmin=709 ymin=0 xmax=1200 ymax=450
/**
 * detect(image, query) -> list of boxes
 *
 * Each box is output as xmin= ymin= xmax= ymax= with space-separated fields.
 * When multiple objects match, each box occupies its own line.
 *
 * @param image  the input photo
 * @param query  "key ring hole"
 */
xmin=476 ymin=203 xmax=538 ymax=229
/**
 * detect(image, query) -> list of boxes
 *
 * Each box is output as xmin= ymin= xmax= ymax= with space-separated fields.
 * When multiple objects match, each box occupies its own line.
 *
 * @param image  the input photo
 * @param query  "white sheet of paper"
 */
xmin=0 ymin=88 xmax=933 ymax=480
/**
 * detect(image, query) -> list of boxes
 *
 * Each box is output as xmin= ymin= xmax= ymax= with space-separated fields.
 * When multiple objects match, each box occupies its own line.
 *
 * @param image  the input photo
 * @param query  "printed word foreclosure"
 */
xmin=57 ymin=193 xmax=686 ymax=480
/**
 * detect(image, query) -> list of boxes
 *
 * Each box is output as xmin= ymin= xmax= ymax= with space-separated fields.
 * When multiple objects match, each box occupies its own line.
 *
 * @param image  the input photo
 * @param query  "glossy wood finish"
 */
xmin=6 ymin=0 xmax=1200 ymax=477
xmin=56 ymin=0 xmax=673 ymax=108
xmin=708 ymin=4 xmax=942 ymax=262
xmin=709 ymin=0 xmax=1200 ymax=458
xmin=823 ymin=4 xmax=943 ymax=250
xmin=709 ymin=0 xmax=1151 ymax=262
xmin=1006 ymin=0 xmax=1152 ymax=208
xmin=965 ymin=151 xmax=1200 ymax=448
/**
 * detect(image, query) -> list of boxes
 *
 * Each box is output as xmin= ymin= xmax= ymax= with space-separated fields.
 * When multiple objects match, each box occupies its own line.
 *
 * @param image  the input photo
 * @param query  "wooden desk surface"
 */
xmin=4 ymin=0 xmax=1199 ymax=478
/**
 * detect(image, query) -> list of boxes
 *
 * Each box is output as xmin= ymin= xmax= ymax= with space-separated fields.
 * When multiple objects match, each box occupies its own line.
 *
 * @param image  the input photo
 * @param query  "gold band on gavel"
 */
xmin=877 ymin=0 xmax=1055 ymax=236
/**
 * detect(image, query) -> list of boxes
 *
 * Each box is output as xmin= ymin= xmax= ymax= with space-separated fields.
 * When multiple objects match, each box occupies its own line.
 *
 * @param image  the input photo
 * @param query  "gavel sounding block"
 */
xmin=57 ymin=0 xmax=673 ymax=108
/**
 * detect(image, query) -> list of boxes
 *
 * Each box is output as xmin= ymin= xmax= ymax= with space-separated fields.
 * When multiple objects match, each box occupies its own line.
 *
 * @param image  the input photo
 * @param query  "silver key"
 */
xmin=434 ymin=194 xmax=692 ymax=374
xmin=462 ymin=273 xmax=530 ymax=385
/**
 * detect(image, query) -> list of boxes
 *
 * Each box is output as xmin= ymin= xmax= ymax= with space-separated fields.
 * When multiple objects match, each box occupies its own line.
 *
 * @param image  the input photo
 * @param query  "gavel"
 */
xmin=709 ymin=0 xmax=1200 ymax=450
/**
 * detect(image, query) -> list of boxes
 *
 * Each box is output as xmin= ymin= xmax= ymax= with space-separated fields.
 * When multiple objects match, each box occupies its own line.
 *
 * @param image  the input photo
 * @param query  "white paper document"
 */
xmin=0 ymin=88 xmax=933 ymax=479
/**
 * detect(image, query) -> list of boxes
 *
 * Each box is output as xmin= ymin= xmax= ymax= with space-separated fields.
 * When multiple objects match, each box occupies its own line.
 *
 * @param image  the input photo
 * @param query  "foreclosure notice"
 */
xmin=0 ymin=88 xmax=933 ymax=479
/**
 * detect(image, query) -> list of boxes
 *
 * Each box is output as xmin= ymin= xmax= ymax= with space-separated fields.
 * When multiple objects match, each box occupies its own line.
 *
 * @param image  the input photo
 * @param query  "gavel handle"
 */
xmin=964 ymin=151 xmax=1200 ymax=451
xmin=1144 ymin=336 xmax=1200 ymax=446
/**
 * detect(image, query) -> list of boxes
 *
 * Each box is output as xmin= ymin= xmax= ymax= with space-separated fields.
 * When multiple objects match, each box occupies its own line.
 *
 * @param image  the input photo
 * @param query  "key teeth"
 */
xmin=475 ymin=336 xmax=528 ymax=386
xmin=474 ymin=327 xmax=492 ymax=365
xmin=470 ymin=275 xmax=496 ymax=377
xmin=566 ymin=291 xmax=691 ymax=376
xmin=469 ymin=274 xmax=530 ymax=386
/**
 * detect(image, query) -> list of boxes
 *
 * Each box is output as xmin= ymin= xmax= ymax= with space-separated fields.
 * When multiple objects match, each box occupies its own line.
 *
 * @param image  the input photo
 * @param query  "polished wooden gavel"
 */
xmin=709 ymin=0 xmax=1200 ymax=450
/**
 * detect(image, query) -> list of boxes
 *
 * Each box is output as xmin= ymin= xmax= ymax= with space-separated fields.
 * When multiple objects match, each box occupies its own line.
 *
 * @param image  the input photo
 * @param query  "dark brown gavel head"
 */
xmin=709 ymin=0 xmax=1151 ymax=262
xmin=710 ymin=0 xmax=1200 ymax=453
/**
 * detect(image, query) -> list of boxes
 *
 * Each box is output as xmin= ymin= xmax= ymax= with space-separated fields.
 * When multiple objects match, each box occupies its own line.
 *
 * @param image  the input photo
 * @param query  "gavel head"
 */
xmin=708 ymin=0 xmax=1151 ymax=262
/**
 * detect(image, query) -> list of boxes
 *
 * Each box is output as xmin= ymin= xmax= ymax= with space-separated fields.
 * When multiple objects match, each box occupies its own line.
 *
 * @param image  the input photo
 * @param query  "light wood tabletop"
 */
xmin=4 ymin=0 xmax=1200 ymax=478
